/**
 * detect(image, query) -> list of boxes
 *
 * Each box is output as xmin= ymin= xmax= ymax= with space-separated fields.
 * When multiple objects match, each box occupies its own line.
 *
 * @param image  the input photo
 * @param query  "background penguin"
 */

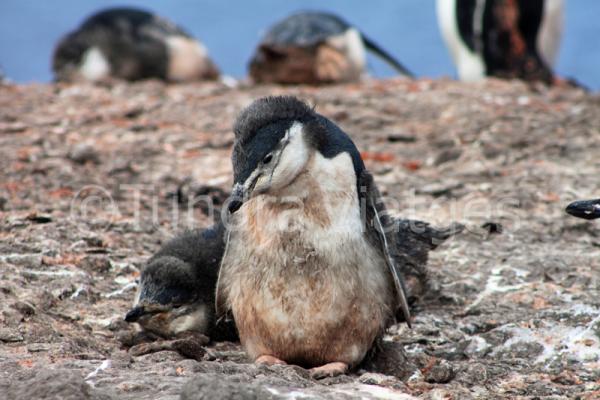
xmin=249 ymin=11 xmax=413 ymax=84
xmin=124 ymin=223 xmax=237 ymax=345
xmin=53 ymin=7 xmax=219 ymax=82
xmin=436 ymin=0 xmax=563 ymax=83
xmin=566 ymin=199 xmax=600 ymax=220
xmin=216 ymin=96 xmax=428 ymax=379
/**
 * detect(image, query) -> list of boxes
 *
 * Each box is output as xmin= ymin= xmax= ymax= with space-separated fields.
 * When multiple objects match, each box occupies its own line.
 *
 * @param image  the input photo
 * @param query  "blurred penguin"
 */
xmin=249 ymin=11 xmax=413 ymax=84
xmin=53 ymin=7 xmax=219 ymax=83
xmin=437 ymin=0 xmax=563 ymax=84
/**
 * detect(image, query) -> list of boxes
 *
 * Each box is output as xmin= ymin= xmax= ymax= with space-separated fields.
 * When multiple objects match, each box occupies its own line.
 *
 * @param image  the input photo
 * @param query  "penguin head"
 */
xmin=125 ymin=256 xmax=208 ymax=337
xmin=565 ymin=199 xmax=600 ymax=220
xmin=52 ymin=32 xmax=90 ymax=81
xmin=228 ymin=96 xmax=328 ymax=212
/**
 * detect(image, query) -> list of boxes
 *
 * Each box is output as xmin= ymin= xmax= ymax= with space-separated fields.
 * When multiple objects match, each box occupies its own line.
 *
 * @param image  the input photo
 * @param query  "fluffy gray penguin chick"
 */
xmin=125 ymin=223 xmax=237 ymax=343
xmin=217 ymin=96 xmax=415 ymax=378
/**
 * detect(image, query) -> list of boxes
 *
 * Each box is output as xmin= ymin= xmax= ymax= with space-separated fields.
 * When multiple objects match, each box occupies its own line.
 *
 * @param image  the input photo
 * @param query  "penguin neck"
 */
xmin=238 ymin=150 xmax=361 ymax=237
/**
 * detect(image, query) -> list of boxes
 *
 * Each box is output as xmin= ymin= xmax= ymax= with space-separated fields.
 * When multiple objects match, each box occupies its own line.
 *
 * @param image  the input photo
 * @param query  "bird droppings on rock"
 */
xmin=0 ymin=78 xmax=598 ymax=399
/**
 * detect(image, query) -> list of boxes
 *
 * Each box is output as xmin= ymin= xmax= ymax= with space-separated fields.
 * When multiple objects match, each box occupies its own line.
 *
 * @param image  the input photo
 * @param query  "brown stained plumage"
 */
xmin=249 ymin=44 xmax=359 ymax=85
xmin=495 ymin=0 xmax=526 ymax=63
xmin=315 ymin=44 xmax=361 ymax=83
xmin=249 ymin=45 xmax=320 ymax=84
xmin=218 ymin=153 xmax=394 ymax=369
xmin=490 ymin=0 xmax=552 ymax=82
xmin=136 ymin=311 xmax=172 ymax=338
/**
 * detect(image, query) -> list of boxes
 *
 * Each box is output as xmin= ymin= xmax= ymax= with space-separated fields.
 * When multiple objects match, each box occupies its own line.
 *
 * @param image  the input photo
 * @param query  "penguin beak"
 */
xmin=565 ymin=199 xmax=600 ymax=220
xmin=124 ymin=306 xmax=145 ymax=322
xmin=227 ymin=183 xmax=245 ymax=214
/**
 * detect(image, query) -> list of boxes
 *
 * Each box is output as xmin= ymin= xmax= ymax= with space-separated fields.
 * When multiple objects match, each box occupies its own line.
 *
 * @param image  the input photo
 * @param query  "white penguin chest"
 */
xmin=219 ymin=153 xmax=393 ymax=364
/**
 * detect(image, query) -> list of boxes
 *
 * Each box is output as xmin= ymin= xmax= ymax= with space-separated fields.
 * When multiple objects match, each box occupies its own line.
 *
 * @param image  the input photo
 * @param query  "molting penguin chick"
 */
xmin=53 ymin=7 xmax=219 ymax=82
xmin=566 ymin=199 xmax=600 ymax=220
xmin=217 ymin=96 xmax=412 ymax=378
xmin=249 ymin=11 xmax=413 ymax=84
xmin=125 ymin=223 xmax=237 ymax=342
xmin=437 ymin=0 xmax=563 ymax=83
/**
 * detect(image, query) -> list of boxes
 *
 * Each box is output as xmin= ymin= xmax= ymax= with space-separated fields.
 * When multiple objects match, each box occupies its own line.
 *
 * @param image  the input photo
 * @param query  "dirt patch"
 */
xmin=1 ymin=78 xmax=599 ymax=399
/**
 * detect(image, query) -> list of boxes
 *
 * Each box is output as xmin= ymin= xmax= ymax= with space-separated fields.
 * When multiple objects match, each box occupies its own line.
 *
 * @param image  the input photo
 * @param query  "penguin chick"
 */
xmin=125 ymin=224 xmax=237 ymax=343
xmin=217 ymin=96 xmax=415 ymax=379
xmin=249 ymin=11 xmax=413 ymax=84
xmin=566 ymin=199 xmax=600 ymax=220
xmin=53 ymin=7 xmax=219 ymax=83
xmin=437 ymin=0 xmax=563 ymax=83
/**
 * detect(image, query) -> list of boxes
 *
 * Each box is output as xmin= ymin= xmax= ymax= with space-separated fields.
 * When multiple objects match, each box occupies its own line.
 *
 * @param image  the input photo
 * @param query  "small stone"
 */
xmin=417 ymin=181 xmax=463 ymax=197
xmin=0 ymin=328 xmax=24 ymax=342
xmin=7 ymin=254 xmax=43 ymax=267
xmin=481 ymin=222 xmax=503 ymax=234
xmin=358 ymin=372 xmax=398 ymax=386
xmin=363 ymin=341 xmax=416 ymax=380
xmin=3 ymin=368 xmax=116 ymax=399
xmin=25 ymin=212 xmax=52 ymax=224
xmin=180 ymin=373 xmax=269 ymax=400
xmin=425 ymin=360 xmax=455 ymax=384
xmin=387 ymin=133 xmax=417 ymax=143
xmin=83 ymin=236 xmax=105 ymax=248
xmin=27 ymin=343 xmax=51 ymax=352
xmin=12 ymin=300 xmax=36 ymax=316
xmin=434 ymin=148 xmax=463 ymax=165
xmin=80 ymin=256 xmax=111 ymax=274
xmin=69 ymin=143 xmax=100 ymax=164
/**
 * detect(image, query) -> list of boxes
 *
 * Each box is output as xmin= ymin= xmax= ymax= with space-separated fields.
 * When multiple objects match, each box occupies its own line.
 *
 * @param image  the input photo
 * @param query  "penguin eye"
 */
xmin=262 ymin=153 xmax=273 ymax=165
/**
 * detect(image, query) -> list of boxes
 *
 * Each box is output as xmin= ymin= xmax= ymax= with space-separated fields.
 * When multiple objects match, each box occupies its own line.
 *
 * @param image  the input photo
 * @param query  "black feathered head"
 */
xmin=228 ymin=97 xmax=323 ymax=211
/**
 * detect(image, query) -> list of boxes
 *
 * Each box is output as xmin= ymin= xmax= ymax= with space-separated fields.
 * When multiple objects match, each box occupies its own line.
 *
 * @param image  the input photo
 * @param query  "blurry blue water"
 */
xmin=0 ymin=0 xmax=598 ymax=89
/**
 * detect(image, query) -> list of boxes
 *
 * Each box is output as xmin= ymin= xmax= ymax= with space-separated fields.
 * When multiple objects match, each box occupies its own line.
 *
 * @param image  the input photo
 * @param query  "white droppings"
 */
xmin=114 ymin=276 xmax=133 ymax=285
xmin=85 ymin=359 xmax=111 ymax=385
xmin=464 ymin=267 xmax=531 ymax=312
xmin=490 ymin=311 xmax=600 ymax=365
xmin=265 ymin=387 xmax=315 ymax=399
xmin=407 ymin=369 xmax=423 ymax=383
xmin=104 ymin=281 xmax=137 ymax=298
xmin=82 ymin=316 xmax=116 ymax=328
xmin=21 ymin=269 xmax=86 ymax=278
xmin=466 ymin=336 xmax=491 ymax=354
xmin=69 ymin=286 xmax=85 ymax=299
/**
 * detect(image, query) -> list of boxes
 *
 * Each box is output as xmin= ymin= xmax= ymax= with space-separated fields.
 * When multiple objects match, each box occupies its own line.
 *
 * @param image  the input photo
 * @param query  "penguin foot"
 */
xmin=309 ymin=362 xmax=348 ymax=379
xmin=255 ymin=355 xmax=287 ymax=366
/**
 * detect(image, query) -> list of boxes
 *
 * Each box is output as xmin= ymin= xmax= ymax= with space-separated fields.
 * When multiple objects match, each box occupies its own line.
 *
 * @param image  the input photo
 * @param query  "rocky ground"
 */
xmin=0 ymin=78 xmax=599 ymax=399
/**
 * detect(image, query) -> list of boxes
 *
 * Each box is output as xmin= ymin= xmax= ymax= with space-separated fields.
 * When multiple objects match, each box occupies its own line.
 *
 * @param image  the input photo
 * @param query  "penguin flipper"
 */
xmin=214 ymin=227 xmax=233 ymax=319
xmin=361 ymin=34 xmax=414 ymax=78
xmin=360 ymin=170 xmax=412 ymax=328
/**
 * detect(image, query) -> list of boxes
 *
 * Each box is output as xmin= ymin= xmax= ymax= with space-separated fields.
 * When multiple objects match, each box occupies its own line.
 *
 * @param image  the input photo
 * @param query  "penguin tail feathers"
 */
xmin=361 ymin=34 xmax=414 ymax=78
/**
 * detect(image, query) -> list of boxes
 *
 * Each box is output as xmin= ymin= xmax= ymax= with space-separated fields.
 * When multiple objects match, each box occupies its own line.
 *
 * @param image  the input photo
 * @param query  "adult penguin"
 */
xmin=249 ymin=11 xmax=413 ymax=84
xmin=437 ymin=0 xmax=563 ymax=83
